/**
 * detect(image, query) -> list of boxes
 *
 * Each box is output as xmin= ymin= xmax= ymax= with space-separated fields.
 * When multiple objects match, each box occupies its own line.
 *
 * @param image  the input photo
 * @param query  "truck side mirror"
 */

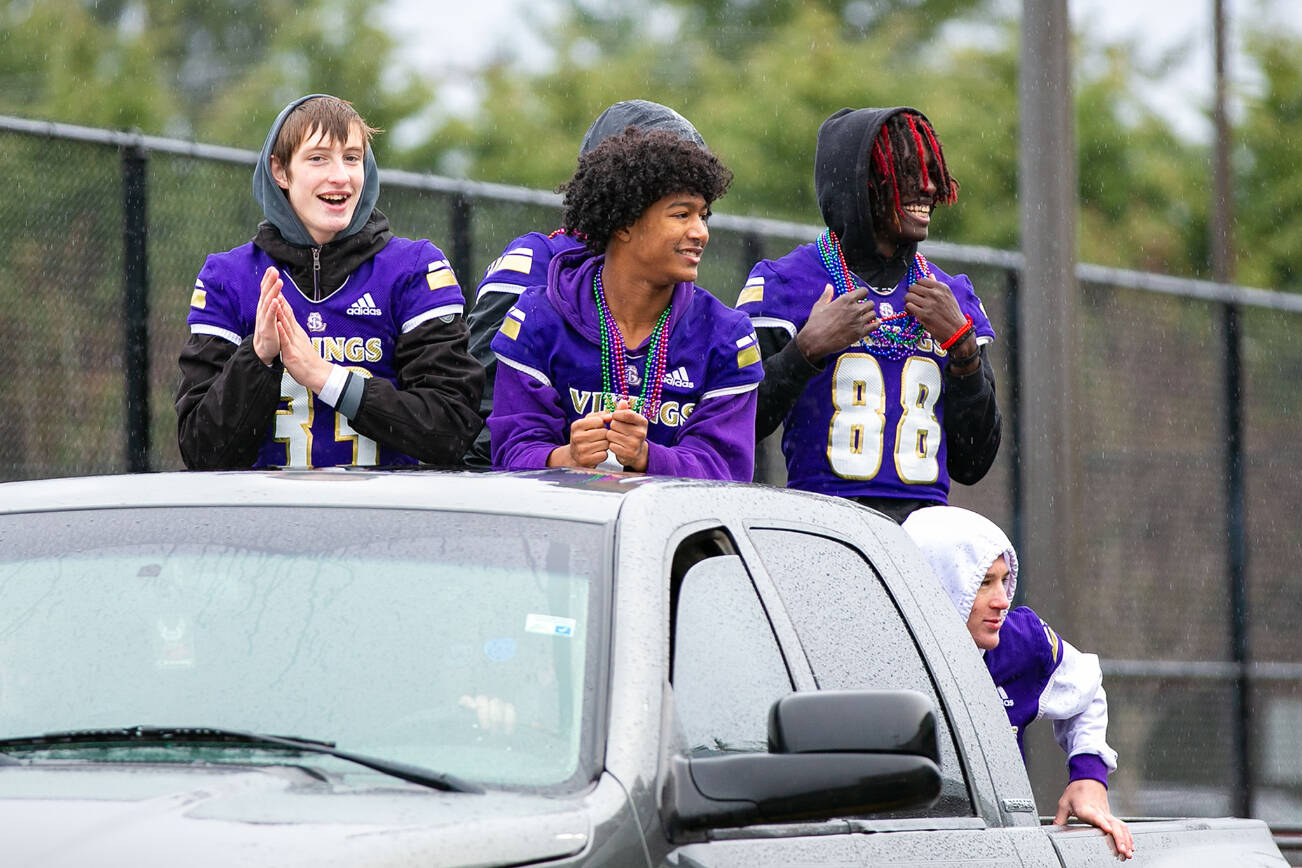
xmin=663 ymin=689 xmax=941 ymax=840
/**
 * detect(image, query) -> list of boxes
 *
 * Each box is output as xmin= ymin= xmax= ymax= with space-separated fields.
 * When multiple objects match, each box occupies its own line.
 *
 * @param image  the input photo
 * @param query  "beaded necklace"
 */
xmin=815 ymin=229 xmax=929 ymax=360
xmin=593 ymin=268 xmax=672 ymax=416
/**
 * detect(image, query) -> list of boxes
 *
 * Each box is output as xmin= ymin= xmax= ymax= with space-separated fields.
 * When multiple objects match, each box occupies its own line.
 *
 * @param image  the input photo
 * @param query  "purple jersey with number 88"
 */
xmin=738 ymin=243 xmax=995 ymax=502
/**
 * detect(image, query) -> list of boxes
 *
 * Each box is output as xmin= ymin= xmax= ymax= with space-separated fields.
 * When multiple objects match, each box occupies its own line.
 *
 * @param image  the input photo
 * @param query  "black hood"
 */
xmin=253 ymin=209 xmax=392 ymax=301
xmin=815 ymin=106 xmax=926 ymax=287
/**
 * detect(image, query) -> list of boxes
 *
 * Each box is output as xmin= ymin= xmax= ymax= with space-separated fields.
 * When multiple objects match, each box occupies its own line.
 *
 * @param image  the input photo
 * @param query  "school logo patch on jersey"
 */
xmin=485 ymin=247 xmax=534 ymax=277
xmin=737 ymin=275 xmax=764 ymax=306
xmin=346 ymin=292 xmax=383 ymax=316
xmin=736 ymin=332 xmax=761 ymax=368
xmin=426 ymin=259 xmax=458 ymax=290
xmin=306 ymin=312 xmax=326 ymax=332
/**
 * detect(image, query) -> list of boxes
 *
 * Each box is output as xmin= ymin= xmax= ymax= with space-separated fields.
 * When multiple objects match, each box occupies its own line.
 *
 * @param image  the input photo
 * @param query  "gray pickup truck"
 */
xmin=0 ymin=470 xmax=1287 ymax=866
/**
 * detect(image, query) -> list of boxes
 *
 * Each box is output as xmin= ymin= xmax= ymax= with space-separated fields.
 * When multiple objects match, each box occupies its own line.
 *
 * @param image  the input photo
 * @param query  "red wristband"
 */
xmin=939 ymin=315 xmax=974 ymax=351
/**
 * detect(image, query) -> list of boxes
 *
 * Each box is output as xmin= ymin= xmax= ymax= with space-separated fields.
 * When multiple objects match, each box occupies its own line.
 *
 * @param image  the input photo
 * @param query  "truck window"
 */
xmin=671 ymin=554 xmax=794 ymax=755
xmin=748 ymin=528 xmax=976 ymax=818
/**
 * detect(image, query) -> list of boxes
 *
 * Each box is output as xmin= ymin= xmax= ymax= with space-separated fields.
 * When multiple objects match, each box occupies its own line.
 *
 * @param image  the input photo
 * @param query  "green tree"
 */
xmin=0 ymin=0 xmax=429 ymax=161
xmin=428 ymin=1 xmax=999 ymax=219
xmin=1236 ymin=27 xmax=1302 ymax=291
xmin=434 ymin=0 xmax=1211 ymax=280
xmin=0 ymin=0 xmax=176 ymax=130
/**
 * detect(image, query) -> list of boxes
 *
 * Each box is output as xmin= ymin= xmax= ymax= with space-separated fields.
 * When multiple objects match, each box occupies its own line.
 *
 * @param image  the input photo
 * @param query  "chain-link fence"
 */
xmin=2 ymin=115 xmax=1301 ymax=838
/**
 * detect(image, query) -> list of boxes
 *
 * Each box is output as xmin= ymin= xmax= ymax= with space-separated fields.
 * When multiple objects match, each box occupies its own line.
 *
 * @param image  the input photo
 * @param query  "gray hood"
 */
xmin=579 ymin=99 xmax=705 ymax=155
xmin=251 ymin=93 xmax=380 ymax=248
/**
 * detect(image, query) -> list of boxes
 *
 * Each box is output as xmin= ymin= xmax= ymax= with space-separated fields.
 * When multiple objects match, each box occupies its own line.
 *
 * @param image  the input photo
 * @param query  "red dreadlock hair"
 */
xmin=868 ymin=112 xmax=959 ymax=227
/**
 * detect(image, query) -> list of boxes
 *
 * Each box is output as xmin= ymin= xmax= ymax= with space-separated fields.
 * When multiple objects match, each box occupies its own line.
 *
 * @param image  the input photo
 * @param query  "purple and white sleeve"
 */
xmin=1040 ymin=638 xmax=1118 ymax=784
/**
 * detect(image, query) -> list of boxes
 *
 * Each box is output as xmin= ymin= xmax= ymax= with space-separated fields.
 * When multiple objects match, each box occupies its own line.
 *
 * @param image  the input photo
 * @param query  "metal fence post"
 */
xmin=739 ymin=232 xmax=764 ymax=301
xmin=1212 ymin=0 xmax=1252 ymax=817
xmin=739 ymin=231 xmax=785 ymax=486
xmin=451 ymin=193 xmax=473 ymax=304
xmin=1225 ymin=301 xmax=1252 ymax=818
xmin=1004 ymin=267 xmax=1024 ymax=605
xmin=121 ymin=140 xmax=150 ymax=473
xmin=1018 ymin=0 xmax=1078 ymax=602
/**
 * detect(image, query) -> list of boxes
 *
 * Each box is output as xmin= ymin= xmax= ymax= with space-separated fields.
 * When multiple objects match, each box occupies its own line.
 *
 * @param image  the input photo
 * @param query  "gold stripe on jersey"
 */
xmin=1043 ymin=623 xmax=1061 ymax=663
xmin=492 ymin=248 xmax=534 ymax=275
xmin=190 ymin=289 xmax=207 ymax=309
xmin=737 ymin=276 xmax=764 ymax=306
xmin=426 ymin=259 xmax=459 ymax=290
xmin=500 ymin=307 xmax=525 ymax=341
xmin=737 ymin=345 xmax=761 ymax=368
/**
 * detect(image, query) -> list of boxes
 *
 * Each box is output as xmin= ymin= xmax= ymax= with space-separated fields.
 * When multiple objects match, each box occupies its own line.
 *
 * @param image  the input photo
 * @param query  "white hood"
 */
xmin=901 ymin=506 xmax=1018 ymax=619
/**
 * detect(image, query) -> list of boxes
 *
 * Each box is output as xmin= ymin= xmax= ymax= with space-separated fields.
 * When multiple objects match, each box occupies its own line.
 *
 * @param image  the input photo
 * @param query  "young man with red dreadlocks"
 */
xmin=738 ymin=107 xmax=1001 ymax=522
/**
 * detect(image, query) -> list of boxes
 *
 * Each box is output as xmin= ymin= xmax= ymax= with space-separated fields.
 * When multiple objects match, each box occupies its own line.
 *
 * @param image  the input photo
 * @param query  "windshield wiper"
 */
xmin=0 ymin=726 xmax=483 ymax=794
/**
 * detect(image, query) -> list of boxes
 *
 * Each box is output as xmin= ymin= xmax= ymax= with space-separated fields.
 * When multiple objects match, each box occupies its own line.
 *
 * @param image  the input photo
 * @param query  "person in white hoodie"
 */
xmin=902 ymin=506 xmax=1134 ymax=861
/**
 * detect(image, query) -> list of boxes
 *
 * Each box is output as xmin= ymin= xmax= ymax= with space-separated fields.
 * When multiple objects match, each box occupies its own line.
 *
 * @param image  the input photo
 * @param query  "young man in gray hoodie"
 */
xmin=176 ymin=94 xmax=483 ymax=469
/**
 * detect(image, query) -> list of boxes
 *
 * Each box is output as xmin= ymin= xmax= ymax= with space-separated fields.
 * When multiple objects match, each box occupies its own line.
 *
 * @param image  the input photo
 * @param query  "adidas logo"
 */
xmin=346 ymin=292 xmax=382 ymax=316
xmin=998 ymin=686 xmax=1014 ymax=708
xmin=663 ymin=366 xmax=695 ymax=390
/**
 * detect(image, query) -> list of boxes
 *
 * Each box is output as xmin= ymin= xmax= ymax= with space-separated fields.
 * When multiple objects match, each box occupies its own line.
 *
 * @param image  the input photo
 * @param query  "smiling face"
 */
xmin=967 ymin=555 xmax=1012 ymax=651
xmin=867 ymin=112 xmax=956 ymax=258
xmin=616 ymin=191 xmax=711 ymax=290
xmin=270 ymin=123 xmax=366 ymax=246
xmin=873 ymin=134 xmax=941 ymax=255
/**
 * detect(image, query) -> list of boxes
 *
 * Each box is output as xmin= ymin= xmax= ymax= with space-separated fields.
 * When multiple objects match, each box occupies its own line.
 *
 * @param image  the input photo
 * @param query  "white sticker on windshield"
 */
xmin=525 ymin=613 xmax=576 ymax=638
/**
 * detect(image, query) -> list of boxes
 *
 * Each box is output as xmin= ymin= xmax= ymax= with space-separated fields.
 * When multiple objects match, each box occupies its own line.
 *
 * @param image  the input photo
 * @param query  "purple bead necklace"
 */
xmin=815 ymin=229 xmax=930 ymax=360
xmin=594 ymin=268 xmax=671 ymax=417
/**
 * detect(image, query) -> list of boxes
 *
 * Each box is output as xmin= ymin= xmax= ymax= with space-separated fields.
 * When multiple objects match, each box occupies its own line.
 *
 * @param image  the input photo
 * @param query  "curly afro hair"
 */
xmin=559 ymin=127 xmax=733 ymax=252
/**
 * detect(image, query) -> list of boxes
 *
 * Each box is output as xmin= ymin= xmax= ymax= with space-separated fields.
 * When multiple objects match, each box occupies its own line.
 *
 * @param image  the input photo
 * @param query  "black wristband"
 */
xmin=948 ymin=345 xmax=980 ymax=370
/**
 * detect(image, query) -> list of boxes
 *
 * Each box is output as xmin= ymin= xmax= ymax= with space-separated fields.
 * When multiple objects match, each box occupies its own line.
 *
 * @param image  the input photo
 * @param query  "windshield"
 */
xmin=0 ymin=506 xmax=606 ymax=790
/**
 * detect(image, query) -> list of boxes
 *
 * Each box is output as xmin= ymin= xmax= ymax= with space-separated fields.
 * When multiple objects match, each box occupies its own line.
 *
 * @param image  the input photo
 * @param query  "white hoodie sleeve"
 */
xmin=1039 ymin=635 xmax=1118 ymax=772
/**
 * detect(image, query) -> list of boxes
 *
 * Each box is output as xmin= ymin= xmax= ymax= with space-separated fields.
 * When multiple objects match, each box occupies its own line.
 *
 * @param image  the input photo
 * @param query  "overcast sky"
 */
xmin=381 ymin=0 xmax=1301 ymax=144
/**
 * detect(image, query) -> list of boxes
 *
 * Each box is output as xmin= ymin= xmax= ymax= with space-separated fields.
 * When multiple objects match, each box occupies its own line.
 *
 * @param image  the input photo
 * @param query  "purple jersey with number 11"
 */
xmin=187 ymin=238 xmax=465 ymax=468
xmin=738 ymin=243 xmax=995 ymax=502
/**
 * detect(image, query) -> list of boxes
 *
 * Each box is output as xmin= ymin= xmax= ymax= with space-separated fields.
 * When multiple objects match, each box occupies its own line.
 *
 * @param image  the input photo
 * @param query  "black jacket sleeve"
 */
xmin=755 ymin=327 xmax=825 ymax=440
xmin=461 ymin=289 xmax=517 ymax=468
xmin=347 ymin=316 xmax=486 ymax=466
xmin=175 ymin=334 xmax=283 ymax=470
xmin=942 ymin=345 xmax=1002 ymax=485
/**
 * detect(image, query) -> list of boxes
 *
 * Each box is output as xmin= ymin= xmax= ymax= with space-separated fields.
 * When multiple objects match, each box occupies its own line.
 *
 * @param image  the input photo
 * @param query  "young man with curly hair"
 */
xmin=463 ymin=100 xmax=706 ymax=469
xmin=738 ymin=107 xmax=1001 ymax=521
xmin=487 ymin=127 xmax=763 ymax=481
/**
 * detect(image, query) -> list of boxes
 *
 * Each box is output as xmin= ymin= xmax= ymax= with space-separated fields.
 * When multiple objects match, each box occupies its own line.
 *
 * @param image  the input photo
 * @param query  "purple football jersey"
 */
xmin=474 ymin=231 xmax=584 ymax=301
xmin=187 ymin=238 xmax=465 ymax=468
xmin=984 ymin=607 xmax=1060 ymax=755
xmin=738 ymin=243 xmax=995 ymax=502
xmin=489 ymin=251 xmax=763 ymax=481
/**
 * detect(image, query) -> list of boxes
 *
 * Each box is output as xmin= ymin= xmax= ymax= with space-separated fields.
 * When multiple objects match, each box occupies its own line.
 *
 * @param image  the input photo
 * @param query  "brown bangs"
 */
xmin=272 ymin=96 xmax=381 ymax=168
